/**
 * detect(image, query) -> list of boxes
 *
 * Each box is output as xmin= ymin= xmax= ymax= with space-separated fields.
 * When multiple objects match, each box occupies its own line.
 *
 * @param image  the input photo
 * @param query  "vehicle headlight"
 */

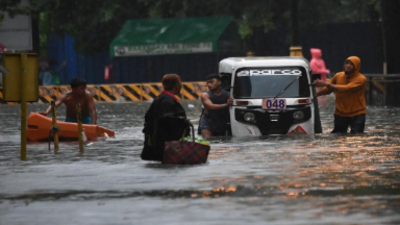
xmin=293 ymin=110 xmax=304 ymax=120
xmin=244 ymin=112 xmax=255 ymax=122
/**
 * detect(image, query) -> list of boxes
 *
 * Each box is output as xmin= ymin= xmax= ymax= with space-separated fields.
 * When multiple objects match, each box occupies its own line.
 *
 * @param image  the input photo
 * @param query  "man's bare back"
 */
xmin=62 ymin=91 xmax=91 ymax=118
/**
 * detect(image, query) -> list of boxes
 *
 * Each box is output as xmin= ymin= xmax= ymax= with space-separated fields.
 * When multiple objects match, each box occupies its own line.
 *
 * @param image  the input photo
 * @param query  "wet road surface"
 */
xmin=1 ymin=96 xmax=399 ymax=225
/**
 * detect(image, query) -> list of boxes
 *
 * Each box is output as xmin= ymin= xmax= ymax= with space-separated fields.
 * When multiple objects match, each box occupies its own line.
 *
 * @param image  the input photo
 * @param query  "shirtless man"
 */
xmin=40 ymin=78 xmax=97 ymax=125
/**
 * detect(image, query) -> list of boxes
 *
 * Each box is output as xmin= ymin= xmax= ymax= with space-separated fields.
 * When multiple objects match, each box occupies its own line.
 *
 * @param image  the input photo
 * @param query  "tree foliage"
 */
xmin=0 ymin=0 xmax=381 ymax=54
xmin=1 ymin=0 xmax=150 ymax=54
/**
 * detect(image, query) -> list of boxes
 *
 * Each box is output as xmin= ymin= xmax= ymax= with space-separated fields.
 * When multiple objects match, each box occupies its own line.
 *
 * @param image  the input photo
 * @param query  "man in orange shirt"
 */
xmin=313 ymin=56 xmax=367 ymax=134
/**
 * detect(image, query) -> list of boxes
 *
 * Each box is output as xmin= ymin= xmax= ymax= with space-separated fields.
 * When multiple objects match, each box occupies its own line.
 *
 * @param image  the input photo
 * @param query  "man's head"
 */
xmin=162 ymin=74 xmax=182 ymax=94
xmin=343 ymin=56 xmax=361 ymax=76
xmin=70 ymin=78 xmax=87 ymax=95
xmin=344 ymin=60 xmax=355 ymax=74
xmin=205 ymin=74 xmax=222 ymax=91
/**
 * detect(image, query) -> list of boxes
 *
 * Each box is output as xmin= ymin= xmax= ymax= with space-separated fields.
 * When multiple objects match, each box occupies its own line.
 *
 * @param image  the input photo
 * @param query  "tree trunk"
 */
xmin=31 ymin=13 xmax=40 ymax=55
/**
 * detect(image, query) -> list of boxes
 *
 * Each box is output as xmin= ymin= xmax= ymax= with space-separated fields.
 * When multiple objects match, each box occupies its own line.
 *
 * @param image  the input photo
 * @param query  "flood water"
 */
xmin=1 ymin=96 xmax=399 ymax=225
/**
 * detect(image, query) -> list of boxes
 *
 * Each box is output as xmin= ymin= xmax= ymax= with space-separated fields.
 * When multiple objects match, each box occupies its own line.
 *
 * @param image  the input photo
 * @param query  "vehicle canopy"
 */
xmin=219 ymin=57 xmax=312 ymax=74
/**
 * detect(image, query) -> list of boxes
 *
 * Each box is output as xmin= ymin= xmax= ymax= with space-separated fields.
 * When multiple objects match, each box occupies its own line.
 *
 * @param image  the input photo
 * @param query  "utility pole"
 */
xmin=31 ymin=12 xmax=40 ymax=55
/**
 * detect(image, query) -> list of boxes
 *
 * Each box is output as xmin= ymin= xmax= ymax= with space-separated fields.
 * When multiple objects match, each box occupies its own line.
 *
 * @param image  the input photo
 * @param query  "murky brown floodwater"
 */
xmin=1 ymin=96 xmax=399 ymax=225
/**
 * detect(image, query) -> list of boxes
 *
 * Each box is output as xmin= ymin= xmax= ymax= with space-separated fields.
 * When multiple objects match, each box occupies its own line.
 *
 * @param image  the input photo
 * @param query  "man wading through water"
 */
xmin=313 ymin=56 xmax=367 ymax=134
xmin=141 ymin=74 xmax=191 ymax=161
xmin=199 ymin=74 xmax=233 ymax=138
xmin=40 ymin=78 xmax=97 ymax=125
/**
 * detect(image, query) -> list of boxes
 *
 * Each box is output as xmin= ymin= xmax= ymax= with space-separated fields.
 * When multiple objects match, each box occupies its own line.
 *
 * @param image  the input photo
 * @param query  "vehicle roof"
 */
xmin=219 ymin=57 xmax=311 ymax=73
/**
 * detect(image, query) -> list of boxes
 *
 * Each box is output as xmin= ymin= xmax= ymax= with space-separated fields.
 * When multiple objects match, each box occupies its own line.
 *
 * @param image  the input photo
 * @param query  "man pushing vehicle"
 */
xmin=199 ymin=74 xmax=233 ymax=138
xmin=314 ymin=56 xmax=367 ymax=134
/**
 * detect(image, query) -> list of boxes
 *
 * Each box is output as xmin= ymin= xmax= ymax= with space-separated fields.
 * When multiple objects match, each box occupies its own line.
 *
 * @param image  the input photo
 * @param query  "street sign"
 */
xmin=2 ymin=53 xmax=39 ymax=102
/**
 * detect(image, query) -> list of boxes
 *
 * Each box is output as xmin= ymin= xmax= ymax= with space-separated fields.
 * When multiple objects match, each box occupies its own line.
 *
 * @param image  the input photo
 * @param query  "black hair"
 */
xmin=70 ymin=77 xmax=87 ymax=88
xmin=205 ymin=73 xmax=221 ymax=81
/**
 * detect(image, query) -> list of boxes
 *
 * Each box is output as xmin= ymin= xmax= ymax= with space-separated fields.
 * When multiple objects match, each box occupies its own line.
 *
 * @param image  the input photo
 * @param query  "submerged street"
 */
xmin=0 ymin=96 xmax=399 ymax=225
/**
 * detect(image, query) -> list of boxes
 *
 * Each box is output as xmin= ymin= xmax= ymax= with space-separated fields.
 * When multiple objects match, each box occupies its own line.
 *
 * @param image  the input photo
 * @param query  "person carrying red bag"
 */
xmin=141 ymin=74 xmax=191 ymax=161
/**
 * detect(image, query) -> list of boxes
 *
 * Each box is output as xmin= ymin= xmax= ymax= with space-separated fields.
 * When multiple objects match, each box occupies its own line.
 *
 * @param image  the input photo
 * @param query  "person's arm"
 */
xmin=158 ymin=100 xmax=189 ymax=124
xmin=143 ymin=101 xmax=156 ymax=135
xmin=157 ymin=99 xmax=190 ymax=140
xmin=39 ymin=95 xmax=65 ymax=116
xmin=314 ymin=75 xmax=366 ymax=94
xmin=314 ymin=74 xmax=339 ymax=96
xmin=201 ymin=92 xmax=232 ymax=111
xmin=315 ymin=88 xmax=333 ymax=97
xmin=335 ymin=76 xmax=367 ymax=92
xmin=87 ymin=93 xmax=97 ymax=125
xmin=321 ymin=60 xmax=330 ymax=74
xmin=227 ymin=92 xmax=234 ymax=105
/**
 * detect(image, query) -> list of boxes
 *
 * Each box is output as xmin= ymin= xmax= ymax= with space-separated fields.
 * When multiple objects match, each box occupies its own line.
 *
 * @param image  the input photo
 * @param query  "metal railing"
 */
xmin=363 ymin=74 xmax=400 ymax=106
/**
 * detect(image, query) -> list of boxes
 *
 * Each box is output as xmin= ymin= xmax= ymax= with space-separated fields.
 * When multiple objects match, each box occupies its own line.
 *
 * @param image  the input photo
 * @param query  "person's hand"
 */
xmin=313 ymin=79 xmax=327 ymax=87
xmin=184 ymin=119 xmax=193 ymax=126
xmin=325 ymin=69 xmax=330 ymax=74
xmin=227 ymin=97 xmax=234 ymax=106
xmin=39 ymin=112 xmax=48 ymax=116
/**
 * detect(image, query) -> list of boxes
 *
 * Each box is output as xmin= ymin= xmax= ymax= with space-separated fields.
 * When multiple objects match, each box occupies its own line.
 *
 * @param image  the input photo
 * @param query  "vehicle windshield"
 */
xmin=233 ymin=67 xmax=310 ymax=99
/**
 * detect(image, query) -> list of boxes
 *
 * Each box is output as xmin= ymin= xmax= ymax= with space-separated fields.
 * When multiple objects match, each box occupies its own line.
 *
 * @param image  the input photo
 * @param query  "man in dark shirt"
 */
xmin=199 ymin=74 xmax=233 ymax=138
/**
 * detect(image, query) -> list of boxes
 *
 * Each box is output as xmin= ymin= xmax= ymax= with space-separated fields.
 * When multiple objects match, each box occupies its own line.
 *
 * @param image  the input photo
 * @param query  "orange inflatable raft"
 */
xmin=27 ymin=113 xmax=115 ymax=141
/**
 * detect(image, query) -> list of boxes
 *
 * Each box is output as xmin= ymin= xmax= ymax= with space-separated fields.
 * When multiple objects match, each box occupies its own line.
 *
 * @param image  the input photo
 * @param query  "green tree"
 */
xmin=1 ymin=0 xmax=150 ymax=54
xmin=34 ymin=0 xmax=150 ymax=54
xmin=0 ymin=0 xmax=381 ymax=54
xmin=142 ymin=0 xmax=380 ymax=36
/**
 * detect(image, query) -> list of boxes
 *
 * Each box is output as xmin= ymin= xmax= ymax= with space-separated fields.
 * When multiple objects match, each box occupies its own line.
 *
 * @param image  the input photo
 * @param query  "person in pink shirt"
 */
xmin=310 ymin=48 xmax=330 ymax=107
xmin=310 ymin=48 xmax=330 ymax=81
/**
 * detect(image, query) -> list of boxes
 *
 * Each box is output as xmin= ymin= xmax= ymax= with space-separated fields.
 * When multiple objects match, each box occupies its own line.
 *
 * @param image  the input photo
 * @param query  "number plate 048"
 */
xmin=262 ymin=99 xmax=286 ymax=109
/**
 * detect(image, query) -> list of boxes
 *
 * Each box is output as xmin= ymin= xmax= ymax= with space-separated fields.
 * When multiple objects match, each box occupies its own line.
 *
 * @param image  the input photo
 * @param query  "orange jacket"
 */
xmin=319 ymin=56 xmax=367 ymax=117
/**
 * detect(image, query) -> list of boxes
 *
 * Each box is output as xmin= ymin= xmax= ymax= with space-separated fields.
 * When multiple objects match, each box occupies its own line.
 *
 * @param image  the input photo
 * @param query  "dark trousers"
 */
xmin=332 ymin=114 xmax=366 ymax=134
